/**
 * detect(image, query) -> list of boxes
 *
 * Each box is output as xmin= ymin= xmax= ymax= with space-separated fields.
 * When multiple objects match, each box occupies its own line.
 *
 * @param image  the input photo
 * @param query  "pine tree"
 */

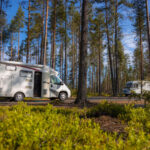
xmin=75 ymin=0 xmax=88 ymax=104
xmin=14 ymin=6 xmax=24 ymax=61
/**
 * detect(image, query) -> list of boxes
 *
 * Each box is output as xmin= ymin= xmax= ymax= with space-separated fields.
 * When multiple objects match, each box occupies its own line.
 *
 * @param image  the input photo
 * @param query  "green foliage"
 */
xmin=129 ymin=90 xmax=150 ymax=103
xmin=86 ymin=101 xmax=129 ymax=118
xmin=0 ymin=103 xmax=120 ymax=149
xmin=1 ymin=103 xmax=150 ymax=149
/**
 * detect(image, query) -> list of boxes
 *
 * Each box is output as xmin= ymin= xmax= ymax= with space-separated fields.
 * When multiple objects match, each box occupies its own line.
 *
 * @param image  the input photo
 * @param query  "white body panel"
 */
xmin=0 ymin=61 xmax=71 ymax=100
xmin=123 ymin=81 xmax=150 ymax=95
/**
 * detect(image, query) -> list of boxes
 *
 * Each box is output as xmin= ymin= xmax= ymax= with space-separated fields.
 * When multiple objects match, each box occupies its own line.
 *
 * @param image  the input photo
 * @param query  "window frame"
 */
xmin=5 ymin=65 xmax=17 ymax=71
xmin=50 ymin=75 xmax=61 ymax=85
xmin=20 ymin=70 xmax=33 ymax=78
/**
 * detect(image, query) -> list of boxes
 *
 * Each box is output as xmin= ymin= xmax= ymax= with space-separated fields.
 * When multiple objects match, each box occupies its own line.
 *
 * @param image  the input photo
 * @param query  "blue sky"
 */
xmin=4 ymin=0 xmax=150 ymax=65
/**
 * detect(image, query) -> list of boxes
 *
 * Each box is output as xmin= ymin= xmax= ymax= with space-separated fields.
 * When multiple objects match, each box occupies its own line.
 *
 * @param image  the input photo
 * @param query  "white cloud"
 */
xmin=122 ymin=33 xmax=137 ymax=64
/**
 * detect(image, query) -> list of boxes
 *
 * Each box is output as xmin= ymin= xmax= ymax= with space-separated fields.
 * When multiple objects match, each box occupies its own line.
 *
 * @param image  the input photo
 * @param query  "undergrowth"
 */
xmin=0 ymin=102 xmax=150 ymax=149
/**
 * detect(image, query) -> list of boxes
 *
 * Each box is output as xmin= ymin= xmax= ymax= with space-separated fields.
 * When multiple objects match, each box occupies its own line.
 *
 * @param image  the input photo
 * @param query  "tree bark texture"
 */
xmin=75 ymin=0 xmax=88 ymax=104
xmin=43 ymin=0 xmax=49 ymax=65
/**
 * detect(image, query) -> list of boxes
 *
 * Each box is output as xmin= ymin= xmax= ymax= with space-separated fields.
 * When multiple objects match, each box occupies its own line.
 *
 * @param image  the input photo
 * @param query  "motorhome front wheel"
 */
xmin=14 ymin=92 xmax=25 ymax=102
xmin=59 ymin=92 xmax=67 ymax=101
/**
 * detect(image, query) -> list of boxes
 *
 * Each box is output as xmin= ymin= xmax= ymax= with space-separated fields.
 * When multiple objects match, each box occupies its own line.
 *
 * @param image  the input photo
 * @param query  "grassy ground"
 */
xmin=0 ymin=102 xmax=150 ymax=149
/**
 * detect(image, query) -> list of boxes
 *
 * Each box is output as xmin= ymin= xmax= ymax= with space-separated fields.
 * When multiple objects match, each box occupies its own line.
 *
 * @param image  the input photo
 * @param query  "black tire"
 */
xmin=59 ymin=92 xmax=67 ymax=101
xmin=14 ymin=92 xmax=25 ymax=102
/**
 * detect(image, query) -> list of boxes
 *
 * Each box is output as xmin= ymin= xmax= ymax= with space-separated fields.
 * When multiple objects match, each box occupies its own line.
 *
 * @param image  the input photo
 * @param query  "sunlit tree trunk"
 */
xmin=64 ymin=0 xmax=67 ymax=84
xmin=11 ymin=33 xmax=13 ymax=60
xmin=145 ymin=0 xmax=150 ymax=71
xmin=43 ymin=0 xmax=49 ymax=65
xmin=40 ymin=0 xmax=45 ymax=64
xmin=18 ymin=29 xmax=20 ymax=61
xmin=114 ymin=0 xmax=118 ymax=96
xmin=51 ymin=0 xmax=57 ymax=69
xmin=26 ymin=0 xmax=30 ymax=63
xmin=0 ymin=29 xmax=2 ymax=61
xmin=105 ymin=0 xmax=115 ymax=95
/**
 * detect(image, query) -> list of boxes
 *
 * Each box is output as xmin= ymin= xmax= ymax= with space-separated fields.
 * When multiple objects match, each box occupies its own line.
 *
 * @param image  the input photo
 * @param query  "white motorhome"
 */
xmin=123 ymin=81 xmax=150 ymax=96
xmin=0 ymin=61 xmax=71 ymax=101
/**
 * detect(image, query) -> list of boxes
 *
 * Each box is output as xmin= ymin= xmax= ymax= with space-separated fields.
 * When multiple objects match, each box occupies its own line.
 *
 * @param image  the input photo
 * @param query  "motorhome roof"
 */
xmin=127 ymin=81 xmax=150 ymax=84
xmin=0 ymin=61 xmax=58 ymax=75
xmin=0 ymin=61 xmax=44 ymax=68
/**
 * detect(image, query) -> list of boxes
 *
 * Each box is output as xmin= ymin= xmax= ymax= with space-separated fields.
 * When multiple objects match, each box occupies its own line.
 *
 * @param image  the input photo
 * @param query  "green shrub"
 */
xmin=0 ymin=102 xmax=150 ymax=149
xmin=86 ymin=101 xmax=129 ymax=118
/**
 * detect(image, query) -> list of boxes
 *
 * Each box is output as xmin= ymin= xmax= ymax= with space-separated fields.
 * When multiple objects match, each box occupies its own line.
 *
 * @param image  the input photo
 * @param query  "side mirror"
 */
xmin=60 ymin=81 xmax=64 ymax=85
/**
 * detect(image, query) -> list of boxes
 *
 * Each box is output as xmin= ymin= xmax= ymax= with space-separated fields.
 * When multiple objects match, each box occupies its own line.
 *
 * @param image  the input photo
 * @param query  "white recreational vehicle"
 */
xmin=0 ymin=61 xmax=71 ymax=101
xmin=123 ymin=81 xmax=150 ymax=96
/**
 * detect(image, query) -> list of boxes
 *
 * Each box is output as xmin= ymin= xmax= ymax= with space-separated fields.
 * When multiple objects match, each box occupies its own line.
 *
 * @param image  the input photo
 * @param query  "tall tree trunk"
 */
xmin=75 ymin=0 xmax=88 ymax=104
xmin=2 ymin=42 xmax=4 ymax=60
xmin=145 ymin=0 xmax=150 ymax=71
xmin=60 ymin=42 xmax=63 ymax=79
xmin=72 ymin=32 xmax=75 ymax=89
xmin=0 ymin=29 xmax=2 ymax=61
xmin=40 ymin=0 xmax=45 ymax=64
xmin=64 ymin=0 xmax=67 ymax=84
xmin=26 ymin=0 xmax=30 ymax=63
xmin=98 ymin=38 xmax=102 ymax=95
xmin=105 ymin=0 xmax=115 ymax=95
xmin=51 ymin=0 xmax=57 ymax=69
xmin=139 ymin=20 xmax=144 ymax=105
xmin=43 ymin=0 xmax=49 ymax=65
xmin=11 ymin=33 xmax=13 ymax=60
xmin=98 ymin=25 xmax=102 ymax=95
xmin=114 ymin=0 xmax=118 ymax=96
xmin=76 ymin=32 xmax=78 ymax=89
xmin=18 ymin=29 xmax=20 ymax=61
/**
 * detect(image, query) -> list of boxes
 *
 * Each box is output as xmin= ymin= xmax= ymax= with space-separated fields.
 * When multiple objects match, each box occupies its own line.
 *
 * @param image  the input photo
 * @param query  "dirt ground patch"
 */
xmin=93 ymin=116 xmax=127 ymax=134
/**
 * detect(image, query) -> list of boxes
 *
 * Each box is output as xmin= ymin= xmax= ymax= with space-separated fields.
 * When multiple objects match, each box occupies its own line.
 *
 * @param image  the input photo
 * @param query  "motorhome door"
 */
xmin=34 ymin=72 xmax=42 ymax=97
xmin=42 ymin=72 xmax=50 ymax=98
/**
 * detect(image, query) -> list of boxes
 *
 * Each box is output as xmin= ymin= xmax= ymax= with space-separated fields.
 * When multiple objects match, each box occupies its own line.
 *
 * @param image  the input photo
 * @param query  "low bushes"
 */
xmin=0 ymin=102 xmax=150 ymax=149
xmin=86 ymin=101 xmax=129 ymax=118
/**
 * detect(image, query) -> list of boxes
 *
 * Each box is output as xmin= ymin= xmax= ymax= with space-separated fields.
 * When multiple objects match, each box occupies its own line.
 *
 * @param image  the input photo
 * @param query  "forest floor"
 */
xmin=0 ymin=97 xmax=145 ymax=134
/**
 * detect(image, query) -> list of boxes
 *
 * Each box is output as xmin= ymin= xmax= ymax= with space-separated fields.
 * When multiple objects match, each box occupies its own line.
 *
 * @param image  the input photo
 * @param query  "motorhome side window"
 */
xmin=6 ymin=65 xmax=16 ymax=71
xmin=20 ymin=70 xmax=32 ymax=78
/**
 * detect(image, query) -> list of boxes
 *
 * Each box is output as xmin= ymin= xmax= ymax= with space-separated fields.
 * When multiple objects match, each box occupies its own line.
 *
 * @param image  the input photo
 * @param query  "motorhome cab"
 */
xmin=0 ymin=61 xmax=71 ymax=101
xmin=123 ymin=81 xmax=150 ymax=96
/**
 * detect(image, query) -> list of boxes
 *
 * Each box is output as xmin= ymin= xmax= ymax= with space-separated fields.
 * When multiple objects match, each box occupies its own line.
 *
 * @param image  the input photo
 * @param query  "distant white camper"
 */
xmin=0 ymin=61 xmax=71 ymax=101
xmin=123 ymin=81 xmax=150 ymax=96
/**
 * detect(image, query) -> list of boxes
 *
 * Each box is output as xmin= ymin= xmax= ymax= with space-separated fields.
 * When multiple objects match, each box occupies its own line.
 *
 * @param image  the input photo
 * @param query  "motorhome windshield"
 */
xmin=126 ymin=83 xmax=132 ymax=88
xmin=50 ymin=75 xmax=61 ymax=85
xmin=125 ymin=83 xmax=139 ymax=88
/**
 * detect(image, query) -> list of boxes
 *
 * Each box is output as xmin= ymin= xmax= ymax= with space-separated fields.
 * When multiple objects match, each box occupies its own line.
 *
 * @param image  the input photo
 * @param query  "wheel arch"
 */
xmin=59 ymin=91 xmax=68 ymax=98
xmin=14 ymin=91 xmax=26 ymax=98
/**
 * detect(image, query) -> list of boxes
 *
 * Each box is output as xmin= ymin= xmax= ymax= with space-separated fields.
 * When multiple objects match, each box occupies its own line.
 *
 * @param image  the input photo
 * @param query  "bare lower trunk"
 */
xmin=98 ymin=28 xmax=102 ymax=95
xmin=114 ymin=0 xmax=118 ymax=96
xmin=75 ymin=0 xmax=88 ymax=104
xmin=72 ymin=32 xmax=75 ymax=89
xmin=11 ymin=34 xmax=13 ymax=60
xmin=51 ymin=0 xmax=57 ymax=69
xmin=60 ymin=43 xmax=63 ymax=79
xmin=18 ymin=30 xmax=20 ymax=61
xmin=145 ymin=0 xmax=150 ymax=71
xmin=0 ymin=29 xmax=2 ymax=61
xmin=105 ymin=0 xmax=115 ymax=95
xmin=139 ymin=20 xmax=144 ymax=105
xmin=64 ymin=0 xmax=67 ymax=84
xmin=40 ymin=0 xmax=45 ymax=64
xmin=43 ymin=0 xmax=49 ymax=65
